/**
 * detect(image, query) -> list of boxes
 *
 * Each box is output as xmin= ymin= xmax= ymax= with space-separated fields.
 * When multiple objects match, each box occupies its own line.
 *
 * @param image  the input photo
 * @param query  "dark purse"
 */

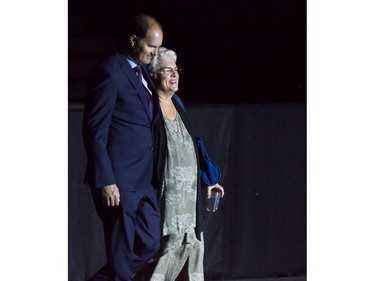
xmin=173 ymin=95 xmax=221 ymax=186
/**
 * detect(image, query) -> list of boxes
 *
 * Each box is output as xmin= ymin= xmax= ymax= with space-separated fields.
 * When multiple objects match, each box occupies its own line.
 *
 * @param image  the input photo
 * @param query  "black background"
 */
xmin=69 ymin=104 xmax=306 ymax=280
xmin=69 ymin=0 xmax=306 ymax=104
xmin=68 ymin=1 xmax=307 ymax=280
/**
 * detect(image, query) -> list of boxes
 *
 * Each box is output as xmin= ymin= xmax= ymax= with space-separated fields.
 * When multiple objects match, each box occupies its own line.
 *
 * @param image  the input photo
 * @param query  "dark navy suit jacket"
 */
xmin=83 ymin=52 xmax=159 ymax=192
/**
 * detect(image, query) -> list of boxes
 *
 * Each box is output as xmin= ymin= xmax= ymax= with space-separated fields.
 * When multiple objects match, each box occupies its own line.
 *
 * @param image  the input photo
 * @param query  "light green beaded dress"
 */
xmin=151 ymin=112 xmax=205 ymax=281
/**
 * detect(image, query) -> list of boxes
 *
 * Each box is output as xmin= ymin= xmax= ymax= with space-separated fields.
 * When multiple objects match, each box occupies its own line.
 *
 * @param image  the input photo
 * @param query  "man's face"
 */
xmin=131 ymin=27 xmax=163 ymax=64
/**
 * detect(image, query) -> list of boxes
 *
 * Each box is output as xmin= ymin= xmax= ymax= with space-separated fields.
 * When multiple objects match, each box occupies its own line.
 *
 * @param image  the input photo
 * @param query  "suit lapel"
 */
xmin=141 ymin=64 xmax=160 ymax=123
xmin=116 ymin=53 xmax=152 ymax=121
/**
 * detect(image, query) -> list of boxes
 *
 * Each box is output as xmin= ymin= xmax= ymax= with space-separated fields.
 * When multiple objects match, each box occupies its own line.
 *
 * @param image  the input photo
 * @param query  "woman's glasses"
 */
xmin=157 ymin=67 xmax=182 ymax=75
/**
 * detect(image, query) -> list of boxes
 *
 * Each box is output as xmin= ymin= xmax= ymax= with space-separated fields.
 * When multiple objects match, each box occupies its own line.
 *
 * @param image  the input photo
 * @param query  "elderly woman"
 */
xmin=148 ymin=46 xmax=224 ymax=281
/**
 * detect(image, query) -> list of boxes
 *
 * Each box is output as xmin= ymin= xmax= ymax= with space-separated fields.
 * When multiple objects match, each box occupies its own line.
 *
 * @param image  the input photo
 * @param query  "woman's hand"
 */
xmin=207 ymin=183 xmax=224 ymax=198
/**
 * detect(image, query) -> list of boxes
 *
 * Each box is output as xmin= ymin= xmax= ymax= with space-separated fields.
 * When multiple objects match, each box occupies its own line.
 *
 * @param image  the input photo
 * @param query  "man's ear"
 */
xmin=129 ymin=35 xmax=137 ymax=47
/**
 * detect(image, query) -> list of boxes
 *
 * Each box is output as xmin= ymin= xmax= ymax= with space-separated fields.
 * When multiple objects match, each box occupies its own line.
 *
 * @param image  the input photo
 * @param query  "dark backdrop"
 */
xmin=69 ymin=104 xmax=306 ymax=280
xmin=69 ymin=0 xmax=306 ymax=104
xmin=68 ymin=1 xmax=306 ymax=280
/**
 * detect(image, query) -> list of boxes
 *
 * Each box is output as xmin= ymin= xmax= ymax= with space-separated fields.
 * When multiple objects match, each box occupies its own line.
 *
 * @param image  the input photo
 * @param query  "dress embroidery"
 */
xmin=150 ymin=112 xmax=204 ymax=281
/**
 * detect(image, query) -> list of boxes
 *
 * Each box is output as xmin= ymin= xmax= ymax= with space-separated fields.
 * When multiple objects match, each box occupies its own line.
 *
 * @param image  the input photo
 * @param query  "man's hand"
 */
xmin=101 ymin=184 xmax=121 ymax=206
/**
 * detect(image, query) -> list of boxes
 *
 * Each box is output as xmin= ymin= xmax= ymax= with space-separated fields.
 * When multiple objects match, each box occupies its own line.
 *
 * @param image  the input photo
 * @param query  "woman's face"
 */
xmin=156 ymin=56 xmax=179 ymax=94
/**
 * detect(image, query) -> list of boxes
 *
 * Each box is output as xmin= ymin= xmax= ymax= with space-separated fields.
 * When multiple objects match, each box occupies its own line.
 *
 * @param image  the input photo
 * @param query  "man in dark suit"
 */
xmin=82 ymin=14 xmax=163 ymax=281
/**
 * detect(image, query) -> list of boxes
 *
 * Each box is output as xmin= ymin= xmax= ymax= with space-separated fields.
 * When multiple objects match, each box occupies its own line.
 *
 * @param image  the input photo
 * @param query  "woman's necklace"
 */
xmin=159 ymin=95 xmax=177 ymax=120
xmin=159 ymin=95 xmax=180 ymax=135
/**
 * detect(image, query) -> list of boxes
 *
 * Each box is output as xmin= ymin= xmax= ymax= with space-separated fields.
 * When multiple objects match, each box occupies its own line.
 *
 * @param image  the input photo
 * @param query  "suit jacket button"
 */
xmin=150 ymin=146 xmax=154 ymax=151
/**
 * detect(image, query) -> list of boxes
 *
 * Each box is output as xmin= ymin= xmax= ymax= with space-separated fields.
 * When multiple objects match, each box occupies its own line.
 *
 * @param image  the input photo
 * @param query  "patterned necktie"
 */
xmin=134 ymin=64 xmax=153 ymax=117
